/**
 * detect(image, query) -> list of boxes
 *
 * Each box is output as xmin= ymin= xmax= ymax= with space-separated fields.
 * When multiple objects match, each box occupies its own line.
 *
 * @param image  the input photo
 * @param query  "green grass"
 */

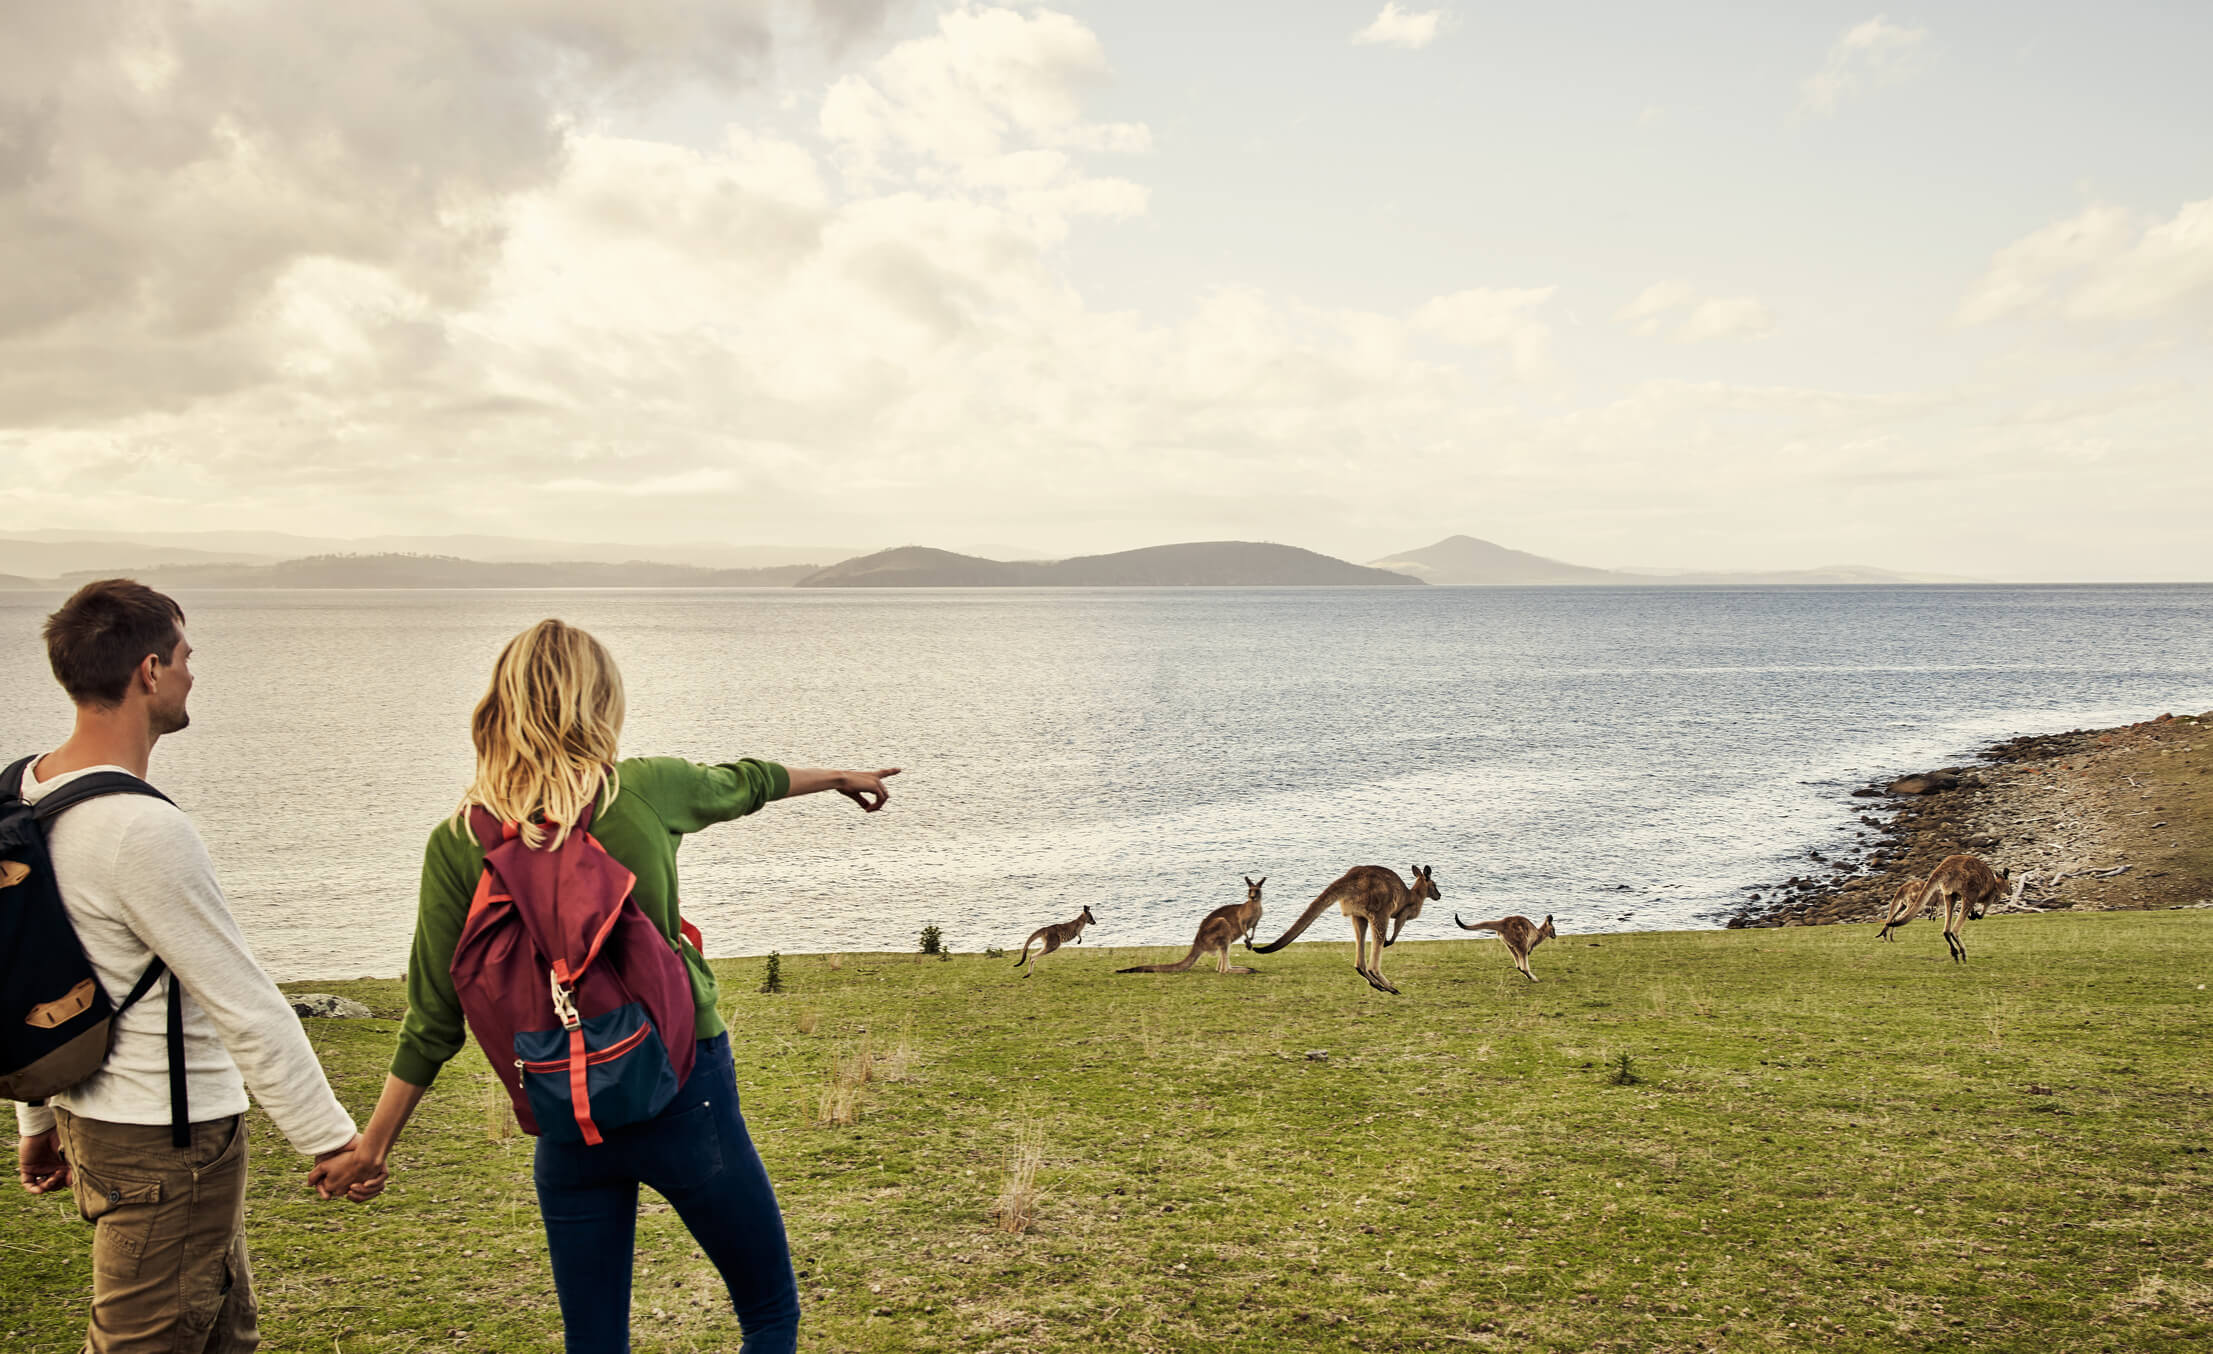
xmin=7 ymin=914 xmax=2213 ymax=1352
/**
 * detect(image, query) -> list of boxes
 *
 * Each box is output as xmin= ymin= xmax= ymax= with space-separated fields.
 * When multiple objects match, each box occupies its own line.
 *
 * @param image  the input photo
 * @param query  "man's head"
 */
xmin=43 ymin=579 xmax=192 ymax=734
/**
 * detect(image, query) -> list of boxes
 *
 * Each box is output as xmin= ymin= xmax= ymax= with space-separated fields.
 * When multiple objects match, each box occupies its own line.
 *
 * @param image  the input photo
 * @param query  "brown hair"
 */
xmin=43 ymin=579 xmax=186 ymax=708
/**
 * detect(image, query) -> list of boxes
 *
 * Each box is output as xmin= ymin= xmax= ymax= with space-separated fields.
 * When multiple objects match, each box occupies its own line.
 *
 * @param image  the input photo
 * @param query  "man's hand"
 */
xmin=309 ymin=1134 xmax=387 ymax=1203
xmin=835 ymin=768 xmax=901 ymax=813
xmin=18 ymin=1130 xmax=69 ymax=1195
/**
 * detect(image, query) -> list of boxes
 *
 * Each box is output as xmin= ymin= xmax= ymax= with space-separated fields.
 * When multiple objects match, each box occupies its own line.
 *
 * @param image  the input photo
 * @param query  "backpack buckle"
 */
xmin=548 ymin=972 xmax=581 ymax=1032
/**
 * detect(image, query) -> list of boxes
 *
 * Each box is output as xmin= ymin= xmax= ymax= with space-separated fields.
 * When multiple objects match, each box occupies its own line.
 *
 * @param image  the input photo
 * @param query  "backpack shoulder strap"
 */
xmin=32 ymin=772 xmax=174 ymax=823
xmin=1 ymin=755 xmax=33 ymax=803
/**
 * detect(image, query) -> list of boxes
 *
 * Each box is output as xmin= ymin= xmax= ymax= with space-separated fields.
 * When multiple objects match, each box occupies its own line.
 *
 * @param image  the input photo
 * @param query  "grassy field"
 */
xmin=6 ymin=914 xmax=2212 ymax=1352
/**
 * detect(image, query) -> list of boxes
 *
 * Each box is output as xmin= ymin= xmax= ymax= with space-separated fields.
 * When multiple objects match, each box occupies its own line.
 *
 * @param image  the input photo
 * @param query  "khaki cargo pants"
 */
xmin=52 ymin=1108 xmax=258 ymax=1354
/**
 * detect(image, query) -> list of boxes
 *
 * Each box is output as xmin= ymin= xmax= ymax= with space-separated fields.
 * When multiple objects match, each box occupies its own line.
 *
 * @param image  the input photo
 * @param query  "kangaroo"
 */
xmin=1118 ymin=877 xmax=1265 ymax=976
xmin=1911 ymin=854 xmax=2016 ymax=963
xmin=1453 ymin=913 xmax=1556 ymax=981
xmin=1874 ymin=876 xmax=1928 ymax=942
xmin=1013 ymin=904 xmax=1097 ymax=976
xmin=1246 ymin=866 xmax=1439 ymax=995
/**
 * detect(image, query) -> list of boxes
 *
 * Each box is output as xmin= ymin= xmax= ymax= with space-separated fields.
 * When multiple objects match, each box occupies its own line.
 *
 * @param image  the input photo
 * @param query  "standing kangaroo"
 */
xmin=1245 ymin=866 xmax=1439 ymax=995
xmin=1118 ymin=877 xmax=1265 ymax=976
xmin=1453 ymin=913 xmax=1555 ymax=981
xmin=1903 ymin=854 xmax=2016 ymax=963
xmin=1013 ymin=904 xmax=1097 ymax=976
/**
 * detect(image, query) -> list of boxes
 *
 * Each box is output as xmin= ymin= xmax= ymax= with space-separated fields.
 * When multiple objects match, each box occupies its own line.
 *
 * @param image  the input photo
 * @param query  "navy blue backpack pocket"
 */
xmin=514 ymin=1001 xmax=680 ymax=1145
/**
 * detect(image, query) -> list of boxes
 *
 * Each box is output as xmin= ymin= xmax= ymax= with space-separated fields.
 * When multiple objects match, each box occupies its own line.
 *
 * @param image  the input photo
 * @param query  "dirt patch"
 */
xmin=1732 ymin=709 xmax=2213 ymax=927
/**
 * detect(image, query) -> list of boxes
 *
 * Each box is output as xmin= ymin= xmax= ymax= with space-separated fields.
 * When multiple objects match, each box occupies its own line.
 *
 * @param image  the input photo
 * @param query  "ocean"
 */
xmin=3 ymin=585 xmax=2209 ymax=980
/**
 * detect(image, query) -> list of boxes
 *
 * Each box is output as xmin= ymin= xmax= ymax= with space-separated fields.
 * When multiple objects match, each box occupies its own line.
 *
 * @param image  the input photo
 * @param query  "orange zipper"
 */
xmin=515 ymin=1023 xmax=652 ymax=1074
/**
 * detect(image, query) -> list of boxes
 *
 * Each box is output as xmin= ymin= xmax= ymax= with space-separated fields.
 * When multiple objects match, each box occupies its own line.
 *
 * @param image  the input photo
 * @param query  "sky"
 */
xmin=2 ymin=1 xmax=2209 ymax=579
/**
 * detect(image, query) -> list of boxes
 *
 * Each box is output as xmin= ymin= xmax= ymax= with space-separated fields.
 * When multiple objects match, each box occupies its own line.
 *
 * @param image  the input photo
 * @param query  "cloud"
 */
xmin=1411 ymin=287 xmax=1557 ymax=380
xmin=1955 ymin=198 xmax=2213 ymax=326
xmin=1615 ymin=283 xmax=1774 ymax=342
xmin=1352 ymin=5 xmax=1444 ymax=50
xmin=1798 ymin=15 xmax=1928 ymax=116
xmin=0 ymin=0 xmax=893 ymax=427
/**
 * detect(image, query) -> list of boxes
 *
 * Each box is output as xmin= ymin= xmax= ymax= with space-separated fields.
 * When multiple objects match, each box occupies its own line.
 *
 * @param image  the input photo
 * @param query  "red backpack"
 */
xmin=450 ymin=804 xmax=698 ymax=1144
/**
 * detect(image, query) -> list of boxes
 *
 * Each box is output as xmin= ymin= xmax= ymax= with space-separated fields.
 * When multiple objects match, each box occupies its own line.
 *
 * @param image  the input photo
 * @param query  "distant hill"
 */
xmin=1372 ymin=535 xmax=1982 ymax=586
xmin=0 ymin=572 xmax=45 ymax=590
xmin=1369 ymin=535 xmax=1620 ymax=585
xmin=13 ymin=530 xmax=865 ymax=572
xmin=800 ymin=542 xmax=1423 ymax=588
xmin=61 ymin=555 xmax=821 ymax=589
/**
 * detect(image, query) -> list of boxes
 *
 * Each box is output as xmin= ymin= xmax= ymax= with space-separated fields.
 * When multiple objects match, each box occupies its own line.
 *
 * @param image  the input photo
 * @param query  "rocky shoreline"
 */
xmin=1729 ymin=709 xmax=2213 ymax=928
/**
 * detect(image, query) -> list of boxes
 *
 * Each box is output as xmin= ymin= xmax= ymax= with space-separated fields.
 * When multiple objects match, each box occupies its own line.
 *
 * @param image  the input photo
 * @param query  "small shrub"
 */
xmin=918 ymin=924 xmax=951 ymax=960
xmin=984 ymin=946 xmax=1006 ymax=960
xmin=1609 ymin=1051 xmax=1643 ymax=1086
xmin=760 ymin=951 xmax=784 ymax=994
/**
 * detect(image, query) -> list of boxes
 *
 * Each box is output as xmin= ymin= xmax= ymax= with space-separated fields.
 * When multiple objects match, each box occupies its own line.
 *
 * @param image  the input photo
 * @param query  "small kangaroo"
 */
xmin=1906 ymin=854 xmax=2016 ymax=963
xmin=1118 ymin=877 xmax=1265 ymax=976
xmin=1246 ymin=866 xmax=1439 ymax=995
xmin=1013 ymin=904 xmax=1097 ymax=976
xmin=1874 ymin=876 xmax=1928 ymax=943
xmin=1453 ymin=912 xmax=1556 ymax=981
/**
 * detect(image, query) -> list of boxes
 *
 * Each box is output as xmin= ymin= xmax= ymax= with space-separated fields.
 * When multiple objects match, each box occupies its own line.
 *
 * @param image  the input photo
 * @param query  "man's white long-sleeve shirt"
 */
xmin=10 ymin=762 xmax=356 ymax=1155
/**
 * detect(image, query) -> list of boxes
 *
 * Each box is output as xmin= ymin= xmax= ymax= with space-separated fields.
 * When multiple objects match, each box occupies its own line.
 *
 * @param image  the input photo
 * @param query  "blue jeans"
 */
xmin=533 ymin=1033 xmax=800 ymax=1353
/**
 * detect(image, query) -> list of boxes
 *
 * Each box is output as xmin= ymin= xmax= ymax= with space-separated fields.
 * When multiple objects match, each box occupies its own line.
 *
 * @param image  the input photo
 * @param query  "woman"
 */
xmin=317 ymin=619 xmax=897 ymax=1353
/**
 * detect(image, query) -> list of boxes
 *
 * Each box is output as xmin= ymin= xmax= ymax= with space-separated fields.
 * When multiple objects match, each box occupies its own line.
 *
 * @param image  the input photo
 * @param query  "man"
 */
xmin=12 ymin=579 xmax=363 ymax=1352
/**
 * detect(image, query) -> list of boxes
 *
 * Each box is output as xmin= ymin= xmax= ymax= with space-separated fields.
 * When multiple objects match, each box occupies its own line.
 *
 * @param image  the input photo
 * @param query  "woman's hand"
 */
xmin=785 ymin=767 xmax=902 ymax=811
xmin=17 ymin=1130 xmax=69 ymax=1194
xmin=835 ymin=768 xmax=901 ymax=813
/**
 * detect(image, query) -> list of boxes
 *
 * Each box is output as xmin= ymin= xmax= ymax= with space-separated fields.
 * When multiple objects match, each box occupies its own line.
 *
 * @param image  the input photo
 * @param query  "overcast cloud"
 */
xmin=2 ymin=1 xmax=2208 ymax=579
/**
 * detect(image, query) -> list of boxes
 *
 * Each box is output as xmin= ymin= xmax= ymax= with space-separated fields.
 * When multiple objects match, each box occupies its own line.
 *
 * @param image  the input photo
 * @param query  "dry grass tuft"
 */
xmin=814 ymin=1034 xmax=874 ymax=1127
xmin=796 ymin=1008 xmax=820 ymax=1036
xmin=879 ymin=1016 xmax=915 ymax=1082
xmin=989 ymin=1121 xmax=1048 ymax=1235
xmin=483 ymin=1079 xmax=517 ymax=1142
xmin=825 ymin=953 xmax=846 ymax=971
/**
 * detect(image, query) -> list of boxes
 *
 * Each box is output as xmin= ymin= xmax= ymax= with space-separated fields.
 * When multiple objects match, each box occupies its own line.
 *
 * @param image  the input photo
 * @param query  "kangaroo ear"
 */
xmin=1244 ymin=875 xmax=1254 ymax=888
xmin=1257 ymin=876 xmax=1266 ymax=888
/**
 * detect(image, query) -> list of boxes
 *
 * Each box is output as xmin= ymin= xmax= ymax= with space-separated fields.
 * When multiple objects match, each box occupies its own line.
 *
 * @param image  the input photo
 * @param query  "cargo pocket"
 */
xmin=72 ymin=1166 xmax=163 ymax=1281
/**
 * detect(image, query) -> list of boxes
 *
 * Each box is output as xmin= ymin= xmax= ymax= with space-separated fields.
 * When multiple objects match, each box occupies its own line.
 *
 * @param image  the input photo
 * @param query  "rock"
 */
xmin=1305 ymin=1049 xmax=1329 ymax=1062
xmin=1889 ymin=771 xmax=1960 ymax=796
xmin=289 ymin=993 xmax=372 ymax=1019
xmin=1851 ymin=787 xmax=1881 ymax=798
xmin=1966 ymin=834 xmax=2001 ymax=848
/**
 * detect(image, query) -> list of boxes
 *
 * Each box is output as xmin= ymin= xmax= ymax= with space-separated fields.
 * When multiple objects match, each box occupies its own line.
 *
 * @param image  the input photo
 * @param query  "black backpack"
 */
xmin=1 ymin=756 xmax=191 ymax=1147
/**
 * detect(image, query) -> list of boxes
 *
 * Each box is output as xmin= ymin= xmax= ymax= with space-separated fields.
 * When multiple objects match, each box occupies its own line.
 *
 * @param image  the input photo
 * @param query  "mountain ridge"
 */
xmin=799 ymin=542 xmax=1422 ymax=588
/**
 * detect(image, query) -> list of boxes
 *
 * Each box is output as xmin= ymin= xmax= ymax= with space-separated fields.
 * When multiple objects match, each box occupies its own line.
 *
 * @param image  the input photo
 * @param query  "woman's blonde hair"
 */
xmin=454 ymin=619 xmax=625 ymax=850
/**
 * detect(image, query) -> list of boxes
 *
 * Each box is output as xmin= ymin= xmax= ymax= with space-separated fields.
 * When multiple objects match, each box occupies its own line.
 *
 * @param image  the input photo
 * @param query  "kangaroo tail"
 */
xmin=1118 ymin=943 xmax=1202 ymax=974
xmin=1248 ymin=885 xmax=1345 ymax=954
xmin=1014 ymin=932 xmax=1042 ymax=967
xmin=1454 ymin=913 xmax=1503 ymax=933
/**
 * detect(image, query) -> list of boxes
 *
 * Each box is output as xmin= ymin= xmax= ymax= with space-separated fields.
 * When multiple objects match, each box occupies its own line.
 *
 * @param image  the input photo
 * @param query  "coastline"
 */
xmin=1731 ymin=708 xmax=2213 ymax=928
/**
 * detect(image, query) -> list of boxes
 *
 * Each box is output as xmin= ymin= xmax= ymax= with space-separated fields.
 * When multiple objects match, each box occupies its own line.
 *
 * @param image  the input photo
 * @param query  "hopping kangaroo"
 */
xmin=1874 ymin=876 xmax=1929 ymax=943
xmin=1894 ymin=854 xmax=2016 ymax=963
xmin=1453 ymin=913 xmax=1556 ymax=981
xmin=1013 ymin=904 xmax=1097 ymax=976
xmin=1118 ymin=877 xmax=1265 ymax=976
xmin=1246 ymin=866 xmax=1439 ymax=995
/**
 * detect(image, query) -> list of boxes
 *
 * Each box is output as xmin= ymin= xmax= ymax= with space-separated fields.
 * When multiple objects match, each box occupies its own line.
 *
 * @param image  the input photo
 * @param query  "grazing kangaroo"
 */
xmin=1014 ymin=904 xmax=1097 ymax=976
xmin=1453 ymin=913 xmax=1556 ymax=981
xmin=1117 ymin=877 xmax=1265 ymax=976
xmin=1911 ymin=853 xmax=2016 ymax=963
xmin=1874 ymin=876 xmax=1928 ymax=943
xmin=1246 ymin=866 xmax=1439 ymax=995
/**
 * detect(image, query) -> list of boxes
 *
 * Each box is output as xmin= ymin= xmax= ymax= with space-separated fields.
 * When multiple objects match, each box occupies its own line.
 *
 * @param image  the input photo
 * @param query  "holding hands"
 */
xmin=18 ymin=1130 xmax=69 ymax=1195
xmin=308 ymin=1134 xmax=388 ymax=1203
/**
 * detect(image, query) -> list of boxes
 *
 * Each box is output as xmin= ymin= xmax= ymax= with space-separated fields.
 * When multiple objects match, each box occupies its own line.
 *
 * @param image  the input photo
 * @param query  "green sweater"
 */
xmin=390 ymin=756 xmax=789 ymax=1089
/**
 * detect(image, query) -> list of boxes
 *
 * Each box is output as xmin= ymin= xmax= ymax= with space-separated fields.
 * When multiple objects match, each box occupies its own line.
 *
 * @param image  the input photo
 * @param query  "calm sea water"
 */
xmin=3 ymin=586 xmax=2209 ymax=980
